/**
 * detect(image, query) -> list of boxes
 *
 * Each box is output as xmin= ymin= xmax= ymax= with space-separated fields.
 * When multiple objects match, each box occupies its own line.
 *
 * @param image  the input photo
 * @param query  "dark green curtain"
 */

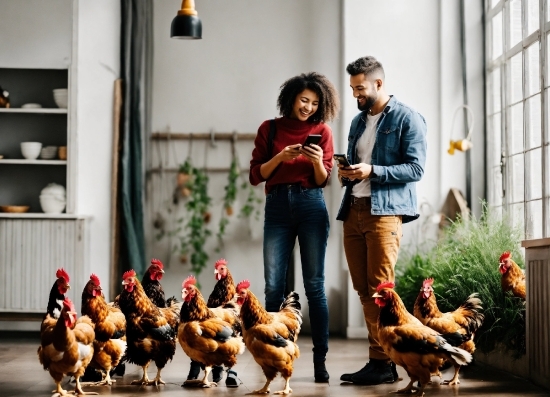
xmin=119 ymin=0 xmax=152 ymax=276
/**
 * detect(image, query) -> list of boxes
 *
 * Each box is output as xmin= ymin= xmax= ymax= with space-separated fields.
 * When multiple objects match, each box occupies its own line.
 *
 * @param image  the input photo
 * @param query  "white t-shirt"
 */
xmin=352 ymin=112 xmax=382 ymax=198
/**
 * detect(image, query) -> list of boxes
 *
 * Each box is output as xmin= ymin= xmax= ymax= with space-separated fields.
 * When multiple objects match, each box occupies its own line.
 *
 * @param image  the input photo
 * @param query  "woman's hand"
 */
xmin=338 ymin=162 xmax=373 ymax=180
xmin=277 ymin=144 xmax=302 ymax=162
xmin=299 ymin=143 xmax=323 ymax=165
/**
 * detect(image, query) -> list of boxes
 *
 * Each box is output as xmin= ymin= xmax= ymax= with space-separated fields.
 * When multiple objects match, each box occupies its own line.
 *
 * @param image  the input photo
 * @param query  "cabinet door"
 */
xmin=0 ymin=218 xmax=89 ymax=315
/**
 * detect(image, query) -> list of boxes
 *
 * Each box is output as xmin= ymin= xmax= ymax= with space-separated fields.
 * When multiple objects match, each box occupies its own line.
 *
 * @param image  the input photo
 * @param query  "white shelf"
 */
xmin=0 ymin=108 xmax=67 ymax=114
xmin=0 ymin=213 xmax=90 ymax=219
xmin=0 ymin=159 xmax=67 ymax=165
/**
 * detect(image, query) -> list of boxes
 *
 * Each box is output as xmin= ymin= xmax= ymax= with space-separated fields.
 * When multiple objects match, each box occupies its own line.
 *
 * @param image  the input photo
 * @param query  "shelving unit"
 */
xmin=0 ymin=68 xmax=69 ymax=214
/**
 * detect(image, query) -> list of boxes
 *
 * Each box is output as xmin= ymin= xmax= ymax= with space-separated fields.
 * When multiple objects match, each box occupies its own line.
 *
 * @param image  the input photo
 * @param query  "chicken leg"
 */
xmin=273 ymin=377 xmax=292 ymax=395
xmin=248 ymin=378 xmax=271 ymax=394
xmin=72 ymin=376 xmax=98 ymax=395
xmin=184 ymin=366 xmax=217 ymax=388
xmin=131 ymin=363 xmax=151 ymax=385
xmin=147 ymin=367 xmax=166 ymax=386
xmin=441 ymin=365 xmax=461 ymax=385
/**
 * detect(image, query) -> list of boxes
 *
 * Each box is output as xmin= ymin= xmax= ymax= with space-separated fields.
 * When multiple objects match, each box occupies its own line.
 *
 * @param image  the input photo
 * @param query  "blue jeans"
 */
xmin=263 ymin=184 xmax=330 ymax=362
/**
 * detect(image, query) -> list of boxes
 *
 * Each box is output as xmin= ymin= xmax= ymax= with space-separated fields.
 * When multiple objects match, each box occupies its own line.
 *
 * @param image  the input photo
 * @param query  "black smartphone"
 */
xmin=302 ymin=134 xmax=322 ymax=147
xmin=333 ymin=153 xmax=351 ymax=167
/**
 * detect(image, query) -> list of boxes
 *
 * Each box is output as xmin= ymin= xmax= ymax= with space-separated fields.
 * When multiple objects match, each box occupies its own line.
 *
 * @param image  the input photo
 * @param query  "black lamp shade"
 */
xmin=171 ymin=14 xmax=202 ymax=39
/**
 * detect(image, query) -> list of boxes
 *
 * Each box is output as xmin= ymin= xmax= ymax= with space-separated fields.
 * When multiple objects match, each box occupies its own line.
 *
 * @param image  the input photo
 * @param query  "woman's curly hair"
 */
xmin=277 ymin=72 xmax=339 ymax=123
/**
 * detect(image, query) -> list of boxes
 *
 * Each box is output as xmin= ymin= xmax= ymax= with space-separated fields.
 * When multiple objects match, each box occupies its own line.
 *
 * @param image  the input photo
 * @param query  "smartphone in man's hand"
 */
xmin=333 ymin=153 xmax=351 ymax=167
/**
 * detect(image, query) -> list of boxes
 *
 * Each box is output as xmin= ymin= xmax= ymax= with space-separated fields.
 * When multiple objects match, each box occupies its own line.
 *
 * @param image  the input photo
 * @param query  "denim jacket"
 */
xmin=336 ymin=96 xmax=427 ymax=223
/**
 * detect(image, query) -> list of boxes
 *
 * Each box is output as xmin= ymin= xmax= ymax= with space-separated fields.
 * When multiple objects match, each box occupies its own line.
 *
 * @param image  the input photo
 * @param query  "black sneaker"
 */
xmin=314 ymin=361 xmax=330 ymax=383
xmin=350 ymin=359 xmax=396 ymax=385
xmin=187 ymin=360 xmax=202 ymax=380
xmin=225 ymin=369 xmax=239 ymax=387
xmin=212 ymin=365 xmax=224 ymax=383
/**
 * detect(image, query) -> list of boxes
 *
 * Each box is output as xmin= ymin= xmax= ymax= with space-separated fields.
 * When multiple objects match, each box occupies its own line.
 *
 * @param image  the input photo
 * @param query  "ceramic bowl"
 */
xmin=0 ymin=205 xmax=30 ymax=213
xmin=20 ymin=142 xmax=42 ymax=160
xmin=53 ymin=89 xmax=68 ymax=109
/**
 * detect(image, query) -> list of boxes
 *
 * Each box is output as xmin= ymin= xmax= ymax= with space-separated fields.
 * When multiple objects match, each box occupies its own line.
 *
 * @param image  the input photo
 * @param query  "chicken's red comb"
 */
xmin=150 ymin=258 xmax=164 ymax=269
xmin=423 ymin=278 xmax=434 ymax=288
xmin=376 ymin=281 xmax=395 ymax=292
xmin=215 ymin=258 xmax=227 ymax=269
xmin=499 ymin=251 xmax=511 ymax=262
xmin=62 ymin=297 xmax=75 ymax=311
xmin=90 ymin=273 xmax=100 ymax=286
xmin=122 ymin=270 xmax=136 ymax=280
xmin=56 ymin=268 xmax=70 ymax=283
xmin=237 ymin=279 xmax=251 ymax=292
xmin=182 ymin=275 xmax=197 ymax=289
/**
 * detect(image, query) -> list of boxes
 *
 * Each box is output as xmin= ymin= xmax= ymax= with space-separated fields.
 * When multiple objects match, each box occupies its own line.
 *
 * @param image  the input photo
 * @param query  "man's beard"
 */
xmin=357 ymin=95 xmax=376 ymax=111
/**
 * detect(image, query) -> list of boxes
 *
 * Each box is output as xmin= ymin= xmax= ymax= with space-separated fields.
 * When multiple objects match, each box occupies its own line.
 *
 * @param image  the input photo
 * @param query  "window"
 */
xmin=486 ymin=0 xmax=547 ymax=239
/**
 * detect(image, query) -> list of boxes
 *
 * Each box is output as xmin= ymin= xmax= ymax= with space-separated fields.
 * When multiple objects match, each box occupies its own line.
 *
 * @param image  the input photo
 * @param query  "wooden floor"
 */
xmin=1 ymin=333 xmax=548 ymax=397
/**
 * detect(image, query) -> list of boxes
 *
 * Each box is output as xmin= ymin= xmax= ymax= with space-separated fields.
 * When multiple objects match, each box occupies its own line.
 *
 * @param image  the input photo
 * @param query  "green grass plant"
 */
xmin=395 ymin=203 xmax=526 ymax=357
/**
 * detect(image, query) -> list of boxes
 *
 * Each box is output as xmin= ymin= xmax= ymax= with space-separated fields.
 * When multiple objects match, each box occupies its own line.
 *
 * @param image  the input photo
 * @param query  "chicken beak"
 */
xmin=66 ymin=283 xmax=71 ymax=290
xmin=160 ymin=269 xmax=165 ymax=274
xmin=372 ymin=292 xmax=382 ymax=298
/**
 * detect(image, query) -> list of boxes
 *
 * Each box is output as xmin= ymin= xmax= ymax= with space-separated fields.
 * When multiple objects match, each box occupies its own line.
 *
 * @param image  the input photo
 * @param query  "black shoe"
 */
xmin=314 ymin=361 xmax=330 ymax=383
xmin=81 ymin=366 xmax=103 ymax=382
xmin=225 ymin=369 xmax=239 ymax=387
xmin=350 ymin=359 xmax=396 ymax=385
xmin=111 ymin=363 xmax=126 ymax=377
xmin=212 ymin=365 xmax=224 ymax=383
xmin=187 ymin=360 xmax=202 ymax=380
xmin=390 ymin=361 xmax=400 ymax=381
xmin=340 ymin=362 xmax=369 ymax=382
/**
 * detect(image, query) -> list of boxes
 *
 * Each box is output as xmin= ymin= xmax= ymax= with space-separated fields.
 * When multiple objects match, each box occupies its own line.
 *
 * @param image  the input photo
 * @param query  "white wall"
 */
xmin=0 ymin=0 xmax=72 ymax=69
xmin=72 ymin=0 xmax=121 ymax=300
xmin=342 ymin=0 xmax=485 ymax=337
xmin=150 ymin=0 xmax=344 ymax=333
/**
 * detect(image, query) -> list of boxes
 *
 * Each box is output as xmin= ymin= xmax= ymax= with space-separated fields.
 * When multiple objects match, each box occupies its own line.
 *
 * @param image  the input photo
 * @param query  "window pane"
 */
xmin=491 ymin=68 xmax=502 ymax=113
xmin=510 ymin=103 xmax=524 ymax=154
xmin=526 ymin=0 xmax=539 ymax=36
xmin=510 ymin=153 xmax=525 ymax=203
xmin=526 ymin=94 xmax=542 ymax=149
xmin=510 ymin=202 xmax=525 ymax=236
xmin=509 ymin=53 xmax=523 ymax=104
xmin=547 ymin=89 xmax=550 ymax=144
xmin=491 ymin=0 xmax=500 ymax=9
xmin=525 ymin=148 xmax=542 ymax=200
xmin=489 ymin=166 xmax=504 ymax=207
xmin=526 ymin=42 xmax=540 ymax=96
xmin=526 ymin=199 xmax=543 ymax=239
xmin=509 ymin=0 xmax=522 ymax=48
xmin=493 ymin=11 xmax=503 ymax=59
xmin=489 ymin=114 xmax=502 ymax=167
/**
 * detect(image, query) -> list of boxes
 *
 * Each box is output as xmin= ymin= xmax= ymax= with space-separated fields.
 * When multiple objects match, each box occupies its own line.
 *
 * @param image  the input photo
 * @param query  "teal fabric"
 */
xmin=120 ymin=0 xmax=152 ymax=275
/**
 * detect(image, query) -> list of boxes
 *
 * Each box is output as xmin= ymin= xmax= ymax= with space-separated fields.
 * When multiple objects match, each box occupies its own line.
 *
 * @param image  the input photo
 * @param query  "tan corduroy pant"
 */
xmin=343 ymin=198 xmax=402 ymax=361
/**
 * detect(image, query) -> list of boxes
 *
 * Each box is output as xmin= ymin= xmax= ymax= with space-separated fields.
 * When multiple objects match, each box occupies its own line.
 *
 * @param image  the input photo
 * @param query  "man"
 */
xmin=336 ymin=56 xmax=427 ymax=385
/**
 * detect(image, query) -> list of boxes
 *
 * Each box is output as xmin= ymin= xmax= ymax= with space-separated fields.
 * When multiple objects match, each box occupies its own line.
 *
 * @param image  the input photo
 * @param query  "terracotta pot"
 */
xmin=181 ymin=187 xmax=191 ymax=197
xmin=203 ymin=212 xmax=211 ymax=223
xmin=225 ymin=206 xmax=233 ymax=216
xmin=177 ymin=172 xmax=190 ymax=186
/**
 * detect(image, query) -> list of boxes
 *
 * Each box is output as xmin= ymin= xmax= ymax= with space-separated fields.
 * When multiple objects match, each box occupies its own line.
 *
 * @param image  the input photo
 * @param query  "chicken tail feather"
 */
xmin=279 ymin=292 xmax=302 ymax=321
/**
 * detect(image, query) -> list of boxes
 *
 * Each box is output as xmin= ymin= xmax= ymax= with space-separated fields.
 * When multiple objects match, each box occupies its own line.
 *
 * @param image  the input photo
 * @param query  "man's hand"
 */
xmin=337 ymin=162 xmax=373 ymax=180
xmin=299 ymin=143 xmax=323 ymax=166
xmin=277 ymin=144 xmax=302 ymax=162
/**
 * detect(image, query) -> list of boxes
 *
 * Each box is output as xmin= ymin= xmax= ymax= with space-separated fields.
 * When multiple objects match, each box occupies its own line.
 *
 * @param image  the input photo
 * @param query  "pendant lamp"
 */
xmin=171 ymin=0 xmax=202 ymax=39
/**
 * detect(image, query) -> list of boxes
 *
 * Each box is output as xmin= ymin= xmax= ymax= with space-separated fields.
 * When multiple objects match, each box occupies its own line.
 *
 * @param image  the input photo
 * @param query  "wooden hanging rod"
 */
xmin=151 ymin=132 xmax=257 ymax=140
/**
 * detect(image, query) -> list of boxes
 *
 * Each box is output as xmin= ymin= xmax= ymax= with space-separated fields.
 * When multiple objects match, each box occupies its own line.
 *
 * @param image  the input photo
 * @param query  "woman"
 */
xmin=249 ymin=72 xmax=339 ymax=382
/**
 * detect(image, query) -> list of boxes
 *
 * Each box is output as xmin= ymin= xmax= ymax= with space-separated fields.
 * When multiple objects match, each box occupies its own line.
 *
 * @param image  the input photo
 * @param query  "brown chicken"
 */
xmin=207 ymin=258 xmax=237 ymax=308
xmin=38 ymin=297 xmax=96 ymax=396
xmin=142 ymin=258 xmax=177 ymax=308
xmin=178 ymin=275 xmax=245 ymax=388
xmin=117 ymin=269 xmax=180 ymax=386
xmin=81 ymin=274 xmax=127 ymax=385
xmin=46 ymin=268 xmax=71 ymax=319
xmin=373 ymin=281 xmax=472 ymax=397
xmin=499 ymin=251 xmax=526 ymax=299
xmin=236 ymin=280 xmax=302 ymax=395
xmin=413 ymin=278 xmax=484 ymax=385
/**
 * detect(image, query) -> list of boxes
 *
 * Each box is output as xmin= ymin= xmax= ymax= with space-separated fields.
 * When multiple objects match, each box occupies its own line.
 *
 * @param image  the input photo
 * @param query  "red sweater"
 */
xmin=249 ymin=117 xmax=334 ymax=191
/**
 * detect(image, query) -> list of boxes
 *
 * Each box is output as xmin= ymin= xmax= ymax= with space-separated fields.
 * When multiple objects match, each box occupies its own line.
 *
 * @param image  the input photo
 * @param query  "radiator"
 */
xmin=523 ymin=238 xmax=550 ymax=391
xmin=0 ymin=218 xmax=89 ymax=317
